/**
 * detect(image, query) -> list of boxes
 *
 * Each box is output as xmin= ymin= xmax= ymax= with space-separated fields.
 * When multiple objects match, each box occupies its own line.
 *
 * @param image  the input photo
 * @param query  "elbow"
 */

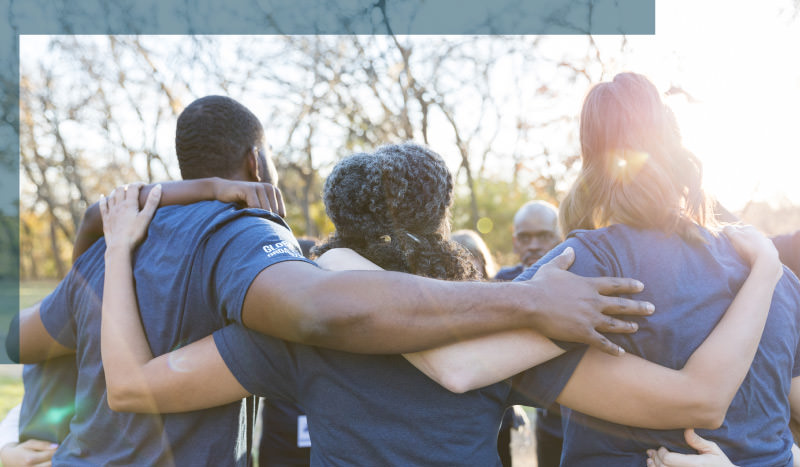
xmin=686 ymin=396 xmax=728 ymax=430
xmin=105 ymin=384 xmax=135 ymax=412
xmin=692 ymin=409 xmax=726 ymax=430
xmin=437 ymin=372 xmax=475 ymax=394
xmin=105 ymin=381 xmax=152 ymax=413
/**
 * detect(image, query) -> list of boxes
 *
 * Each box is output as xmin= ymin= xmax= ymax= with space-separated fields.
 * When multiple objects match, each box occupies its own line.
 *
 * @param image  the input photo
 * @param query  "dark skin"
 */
xmin=17 ymin=150 xmax=653 ymax=359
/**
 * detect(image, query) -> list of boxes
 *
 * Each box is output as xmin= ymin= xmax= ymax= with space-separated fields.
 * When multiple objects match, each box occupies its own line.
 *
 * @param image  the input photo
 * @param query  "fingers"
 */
xmin=598 ymin=295 xmax=655 ymax=316
xmin=18 ymin=439 xmax=58 ymax=451
xmin=683 ymin=428 xmax=720 ymax=455
xmin=592 ymin=277 xmax=644 ymax=295
xmin=139 ymin=184 xmax=162 ymax=224
xmin=585 ymin=330 xmax=625 ymax=356
xmin=125 ymin=182 xmax=145 ymax=201
xmin=594 ymin=315 xmax=638 ymax=334
xmin=14 ymin=439 xmax=58 ymax=465
xmin=262 ymin=184 xmax=279 ymax=215
xmin=99 ymin=194 xmax=109 ymax=221
xmin=542 ymin=247 xmax=575 ymax=271
xmin=274 ymin=186 xmax=286 ymax=218
xmin=256 ymin=185 xmax=270 ymax=211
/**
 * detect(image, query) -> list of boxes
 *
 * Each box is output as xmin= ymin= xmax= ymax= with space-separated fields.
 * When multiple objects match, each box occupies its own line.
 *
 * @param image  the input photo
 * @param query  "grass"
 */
xmin=0 ymin=375 xmax=25 ymax=419
xmin=0 ymin=280 xmax=59 ymax=419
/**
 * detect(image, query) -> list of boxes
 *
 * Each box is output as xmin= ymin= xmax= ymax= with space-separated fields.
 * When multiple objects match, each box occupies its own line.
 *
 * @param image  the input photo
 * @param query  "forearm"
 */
xmin=101 ymin=246 xmax=160 ymax=412
xmin=404 ymin=330 xmax=563 ymax=393
xmin=242 ymin=265 xmax=537 ymax=354
xmin=73 ymin=179 xmax=221 ymax=261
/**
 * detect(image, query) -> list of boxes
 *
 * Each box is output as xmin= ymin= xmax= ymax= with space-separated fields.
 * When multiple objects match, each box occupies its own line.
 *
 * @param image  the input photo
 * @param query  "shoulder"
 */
xmin=494 ymin=264 xmax=524 ymax=281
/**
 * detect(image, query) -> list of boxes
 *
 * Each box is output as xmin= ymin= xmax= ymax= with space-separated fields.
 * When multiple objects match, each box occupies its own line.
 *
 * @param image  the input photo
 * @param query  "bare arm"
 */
xmin=243 ymin=247 xmax=652 ymax=356
xmin=330 ymin=227 xmax=781 ymax=432
xmin=316 ymin=248 xmax=565 ymax=391
xmin=98 ymin=185 xmax=251 ymax=412
xmin=12 ymin=301 xmax=73 ymax=363
xmin=72 ymin=178 xmax=284 ymax=261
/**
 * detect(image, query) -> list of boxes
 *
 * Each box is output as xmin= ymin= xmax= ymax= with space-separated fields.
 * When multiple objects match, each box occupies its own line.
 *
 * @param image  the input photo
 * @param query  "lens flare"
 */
xmin=476 ymin=217 xmax=493 ymax=234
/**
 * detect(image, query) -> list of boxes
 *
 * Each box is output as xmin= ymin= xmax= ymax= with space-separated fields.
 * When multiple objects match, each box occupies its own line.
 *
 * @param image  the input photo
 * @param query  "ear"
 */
xmin=246 ymin=147 xmax=261 ymax=182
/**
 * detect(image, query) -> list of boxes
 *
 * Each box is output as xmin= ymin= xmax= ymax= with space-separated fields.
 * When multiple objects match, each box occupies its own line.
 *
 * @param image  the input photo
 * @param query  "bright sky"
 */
xmin=18 ymin=0 xmax=800 ymax=213
xmin=617 ymin=0 xmax=800 ymax=210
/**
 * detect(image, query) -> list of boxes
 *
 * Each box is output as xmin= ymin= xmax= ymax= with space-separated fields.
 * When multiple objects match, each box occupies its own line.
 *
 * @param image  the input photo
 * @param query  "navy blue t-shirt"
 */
xmin=19 ymin=359 xmax=77 ymax=444
xmin=38 ymin=201 xmax=314 ymax=466
xmin=213 ymin=323 xmax=584 ymax=466
xmin=494 ymin=264 xmax=524 ymax=281
xmin=516 ymin=225 xmax=800 ymax=467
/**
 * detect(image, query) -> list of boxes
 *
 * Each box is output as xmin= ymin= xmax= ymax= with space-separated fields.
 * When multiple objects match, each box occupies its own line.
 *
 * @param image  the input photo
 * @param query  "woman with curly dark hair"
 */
xmin=313 ymin=143 xmax=479 ymax=282
xmin=96 ymin=141 xmax=780 ymax=465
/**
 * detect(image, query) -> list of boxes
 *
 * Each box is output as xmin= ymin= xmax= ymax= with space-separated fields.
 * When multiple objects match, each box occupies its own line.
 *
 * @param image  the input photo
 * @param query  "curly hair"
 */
xmin=314 ymin=143 xmax=479 ymax=281
xmin=175 ymin=95 xmax=264 ymax=180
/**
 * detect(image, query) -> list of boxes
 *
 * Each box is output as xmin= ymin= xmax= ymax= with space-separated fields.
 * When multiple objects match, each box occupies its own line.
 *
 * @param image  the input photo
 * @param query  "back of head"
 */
xmin=175 ymin=95 xmax=264 ymax=180
xmin=451 ymin=229 xmax=497 ymax=279
xmin=561 ymin=72 xmax=712 ymax=242
xmin=315 ymin=142 xmax=478 ymax=280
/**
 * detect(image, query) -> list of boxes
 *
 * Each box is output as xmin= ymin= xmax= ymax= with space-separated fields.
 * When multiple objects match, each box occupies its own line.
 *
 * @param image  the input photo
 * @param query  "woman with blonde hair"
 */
xmin=514 ymin=72 xmax=800 ymax=466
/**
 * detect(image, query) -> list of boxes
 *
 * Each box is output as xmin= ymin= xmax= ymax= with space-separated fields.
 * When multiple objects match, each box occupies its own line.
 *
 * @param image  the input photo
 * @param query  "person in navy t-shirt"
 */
xmin=94 ymin=143 xmax=779 ymax=466
xmin=514 ymin=72 xmax=800 ymax=466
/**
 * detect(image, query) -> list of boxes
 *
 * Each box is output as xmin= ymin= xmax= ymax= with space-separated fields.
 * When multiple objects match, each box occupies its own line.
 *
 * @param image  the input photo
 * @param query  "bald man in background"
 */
xmin=495 ymin=201 xmax=562 ymax=281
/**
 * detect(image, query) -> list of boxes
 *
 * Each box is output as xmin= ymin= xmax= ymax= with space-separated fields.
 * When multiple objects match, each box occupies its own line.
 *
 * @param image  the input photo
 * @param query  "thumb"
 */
xmin=545 ymin=247 xmax=574 ymax=270
xmin=139 ymin=184 xmax=162 ymax=222
xmin=683 ymin=429 xmax=720 ymax=455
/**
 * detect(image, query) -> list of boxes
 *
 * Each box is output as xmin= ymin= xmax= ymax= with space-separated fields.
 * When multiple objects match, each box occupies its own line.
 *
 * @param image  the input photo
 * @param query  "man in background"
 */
xmin=495 ymin=200 xmax=561 ymax=281
xmin=495 ymin=200 xmax=563 ymax=467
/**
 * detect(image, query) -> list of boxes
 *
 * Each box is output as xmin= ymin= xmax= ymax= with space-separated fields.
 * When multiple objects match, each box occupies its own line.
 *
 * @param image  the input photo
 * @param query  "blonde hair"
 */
xmin=560 ymin=72 xmax=715 ymax=243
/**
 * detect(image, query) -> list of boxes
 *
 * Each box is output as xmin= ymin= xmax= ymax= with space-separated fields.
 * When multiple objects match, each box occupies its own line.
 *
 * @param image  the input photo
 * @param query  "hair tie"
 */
xmin=406 ymin=232 xmax=421 ymax=244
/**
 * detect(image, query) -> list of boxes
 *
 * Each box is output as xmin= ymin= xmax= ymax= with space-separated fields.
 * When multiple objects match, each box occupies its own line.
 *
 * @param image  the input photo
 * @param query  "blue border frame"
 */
xmin=0 ymin=0 xmax=654 ymax=363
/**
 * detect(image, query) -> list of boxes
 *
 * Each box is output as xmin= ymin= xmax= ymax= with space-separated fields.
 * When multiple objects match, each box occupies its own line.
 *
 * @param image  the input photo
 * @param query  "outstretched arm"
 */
xmin=314 ymin=248 xmax=565 ymax=391
xmin=73 ymin=178 xmax=284 ymax=261
xmin=321 ymin=228 xmax=781 ymax=430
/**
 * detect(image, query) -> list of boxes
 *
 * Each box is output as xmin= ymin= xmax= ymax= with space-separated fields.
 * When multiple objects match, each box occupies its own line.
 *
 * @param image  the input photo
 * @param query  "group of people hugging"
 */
xmin=4 ymin=72 xmax=800 ymax=466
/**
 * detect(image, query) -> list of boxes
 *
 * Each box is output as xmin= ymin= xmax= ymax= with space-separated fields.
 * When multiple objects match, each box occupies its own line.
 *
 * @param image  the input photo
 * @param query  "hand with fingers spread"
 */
xmin=525 ymin=247 xmax=653 ymax=356
xmin=0 ymin=439 xmax=59 ymax=467
xmin=212 ymin=179 xmax=286 ymax=217
xmin=646 ymin=429 xmax=735 ymax=467
xmin=99 ymin=183 xmax=162 ymax=254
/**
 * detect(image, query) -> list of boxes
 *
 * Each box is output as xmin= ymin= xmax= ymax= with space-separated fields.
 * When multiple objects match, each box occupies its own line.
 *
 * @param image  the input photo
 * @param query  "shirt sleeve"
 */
xmin=38 ymin=274 xmax=78 ymax=350
xmin=202 ymin=215 xmax=317 ymax=324
xmin=213 ymin=324 xmax=300 ymax=402
xmin=507 ymin=346 xmax=588 ymax=408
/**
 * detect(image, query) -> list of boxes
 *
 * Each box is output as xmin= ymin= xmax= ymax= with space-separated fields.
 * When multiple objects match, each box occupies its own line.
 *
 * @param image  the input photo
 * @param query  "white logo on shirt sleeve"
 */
xmin=262 ymin=241 xmax=303 ymax=258
xmin=297 ymin=415 xmax=311 ymax=447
